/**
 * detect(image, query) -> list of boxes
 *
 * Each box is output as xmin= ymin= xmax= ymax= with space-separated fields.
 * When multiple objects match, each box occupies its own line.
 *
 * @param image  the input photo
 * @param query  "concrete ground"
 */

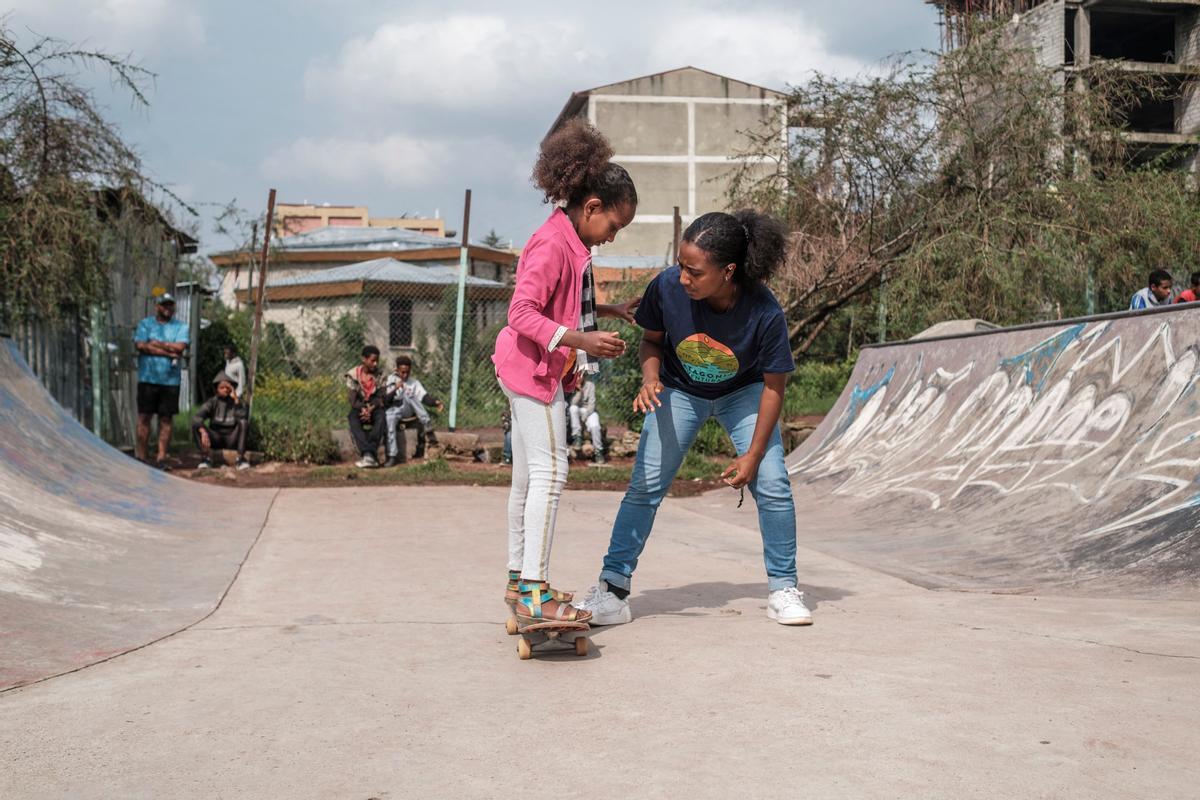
xmin=2 ymin=485 xmax=1197 ymax=799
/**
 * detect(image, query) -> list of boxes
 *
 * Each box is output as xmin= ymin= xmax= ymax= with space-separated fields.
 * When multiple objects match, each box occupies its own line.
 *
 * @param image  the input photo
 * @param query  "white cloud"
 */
xmin=304 ymin=14 xmax=601 ymax=111
xmin=5 ymin=0 xmax=205 ymax=52
xmin=260 ymin=135 xmax=452 ymax=188
xmin=650 ymin=11 xmax=867 ymax=88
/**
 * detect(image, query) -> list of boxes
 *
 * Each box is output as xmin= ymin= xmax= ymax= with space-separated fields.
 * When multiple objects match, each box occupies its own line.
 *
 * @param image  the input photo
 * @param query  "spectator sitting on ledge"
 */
xmin=383 ymin=355 xmax=443 ymax=467
xmin=192 ymin=372 xmax=249 ymax=470
xmin=345 ymin=345 xmax=386 ymax=468
xmin=1130 ymin=268 xmax=1173 ymax=310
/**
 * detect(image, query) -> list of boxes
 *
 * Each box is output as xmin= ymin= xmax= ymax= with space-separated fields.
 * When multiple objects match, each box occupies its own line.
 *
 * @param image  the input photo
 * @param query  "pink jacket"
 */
xmin=493 ymin=208 xmax=589 ymax=403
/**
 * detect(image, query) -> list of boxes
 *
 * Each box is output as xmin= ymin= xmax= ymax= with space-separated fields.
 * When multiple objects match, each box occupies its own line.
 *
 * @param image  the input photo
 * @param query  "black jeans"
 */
xmin=193 ymin=420 xmax=248 ymax=458
xmin=349 ymin=406 xmax=386 ymax=456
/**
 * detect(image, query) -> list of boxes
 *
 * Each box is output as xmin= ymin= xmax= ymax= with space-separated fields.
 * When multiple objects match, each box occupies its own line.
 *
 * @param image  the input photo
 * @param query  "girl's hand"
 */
xmin=199 ymin=428 xmax=211 ymax=449
xmin=580 ymin=330 xmax=626 ymax=358
xmin=601 ymin=298 xmax=641 ymax=324
xmin=721 ymin=452 xmax=762 ymax=490
xmin=633 ymin=379 xmax=664 ymax=414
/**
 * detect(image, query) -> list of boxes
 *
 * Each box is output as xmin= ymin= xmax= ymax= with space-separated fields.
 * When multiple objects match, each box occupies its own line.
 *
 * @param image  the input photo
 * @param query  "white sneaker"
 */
xmin=574 ymin=582 xmax=632 ymax=626
xmin=767 ymin=587 xmax=813 ymax=626
xmin=236 ymin=459 xmax=251 ymax=471
xmin=355 ymin=456 xmax=373 ymax=468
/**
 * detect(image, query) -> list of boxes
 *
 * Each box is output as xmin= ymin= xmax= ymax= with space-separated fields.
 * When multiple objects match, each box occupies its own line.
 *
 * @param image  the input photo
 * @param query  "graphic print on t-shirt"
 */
xmin=676 ymin=333 xmax=739 ymax=384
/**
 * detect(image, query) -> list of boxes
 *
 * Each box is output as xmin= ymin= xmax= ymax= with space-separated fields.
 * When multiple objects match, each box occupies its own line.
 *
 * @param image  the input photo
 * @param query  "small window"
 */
xmin=389 ymin=297 xmax=413 ymax=347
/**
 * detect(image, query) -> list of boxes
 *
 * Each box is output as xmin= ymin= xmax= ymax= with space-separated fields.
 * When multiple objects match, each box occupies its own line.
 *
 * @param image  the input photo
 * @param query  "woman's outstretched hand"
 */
xmin=601 ymin=298 xmax=641 ymax=324
xmin=633 ymin=379 xmax=664 ymax=414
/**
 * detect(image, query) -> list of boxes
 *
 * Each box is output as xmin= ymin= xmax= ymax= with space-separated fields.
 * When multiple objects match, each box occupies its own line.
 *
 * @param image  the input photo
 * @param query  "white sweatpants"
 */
xmin=500 ymin=378 xmax=569 ymax=581
xmin=569 ymin=407 xmax=603 ymax=451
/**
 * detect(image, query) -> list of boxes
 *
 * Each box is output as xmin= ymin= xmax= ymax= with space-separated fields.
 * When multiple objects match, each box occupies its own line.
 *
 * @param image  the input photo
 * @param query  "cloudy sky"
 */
xmin=6 ymin=0 xmax=938 ymax=251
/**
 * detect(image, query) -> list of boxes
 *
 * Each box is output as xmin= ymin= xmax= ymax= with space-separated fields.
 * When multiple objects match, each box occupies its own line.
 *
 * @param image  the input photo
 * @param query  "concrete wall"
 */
xmin=571 ymin=67 xmax=786 ymax=257
xmin=262 ymin=293 xmax=507 ymax=360
xmin=1180 ymin=9 xmax=1200 ymax=65
xmin=1011 ymin=0 xmax=1066 ymax=68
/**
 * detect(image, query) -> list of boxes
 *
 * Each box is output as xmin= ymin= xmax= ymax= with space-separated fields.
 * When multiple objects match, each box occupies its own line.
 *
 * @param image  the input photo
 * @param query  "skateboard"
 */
xmin=513 ymin=620 xmax=590 ymax=660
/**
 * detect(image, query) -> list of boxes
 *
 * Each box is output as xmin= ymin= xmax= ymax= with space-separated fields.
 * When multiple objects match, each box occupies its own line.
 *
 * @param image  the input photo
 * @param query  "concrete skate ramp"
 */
xmin=0 ymin=338 xmax=276 ymax=690
xmin=788 ymin=305 xmax=1200 ymax=597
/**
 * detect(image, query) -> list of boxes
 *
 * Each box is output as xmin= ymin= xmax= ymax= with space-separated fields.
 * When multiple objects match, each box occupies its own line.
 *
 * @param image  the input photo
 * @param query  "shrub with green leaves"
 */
xmin=253 ymin=413 xmax=340 ymax=464
xmin=252 ymin=374 xmax=345 ymax=424
xmin=784 ymin=359 xmax=855 ymax=417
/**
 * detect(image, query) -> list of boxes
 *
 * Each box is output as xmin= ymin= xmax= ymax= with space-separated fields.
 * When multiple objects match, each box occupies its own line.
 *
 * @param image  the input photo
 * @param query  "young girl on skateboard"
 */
xmin=575 ymin=210 xmax=814 ymax=626
xmin=493 ymin=120 xmax=640 ymax=626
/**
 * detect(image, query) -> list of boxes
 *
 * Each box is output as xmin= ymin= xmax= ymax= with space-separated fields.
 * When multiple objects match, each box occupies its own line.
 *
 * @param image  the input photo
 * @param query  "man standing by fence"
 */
xmin=133 ymin=293 xmax=189 ymax=469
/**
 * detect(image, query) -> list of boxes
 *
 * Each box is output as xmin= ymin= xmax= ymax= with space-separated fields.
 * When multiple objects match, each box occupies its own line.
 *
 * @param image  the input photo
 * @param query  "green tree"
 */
xmin=728 ymin=29 xmax=1195 ymax=354
xmin=0 ymin=26 xmax=192 ymax=323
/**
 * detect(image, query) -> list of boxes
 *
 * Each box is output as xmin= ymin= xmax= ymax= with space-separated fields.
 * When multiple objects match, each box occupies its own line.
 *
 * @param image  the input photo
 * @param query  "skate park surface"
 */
xmin=2 ymin=304 xmax=1199 ymax=798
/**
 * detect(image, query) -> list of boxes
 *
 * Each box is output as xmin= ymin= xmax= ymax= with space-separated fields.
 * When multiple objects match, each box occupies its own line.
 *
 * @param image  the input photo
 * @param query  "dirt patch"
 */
xmin=175 ymin=455 xmax=732 ymax=498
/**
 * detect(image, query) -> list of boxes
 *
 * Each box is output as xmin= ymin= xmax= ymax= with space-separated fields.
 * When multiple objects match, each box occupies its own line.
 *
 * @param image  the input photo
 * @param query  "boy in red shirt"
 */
xmin=1174 ymin=272 xmax=1200 ymax=304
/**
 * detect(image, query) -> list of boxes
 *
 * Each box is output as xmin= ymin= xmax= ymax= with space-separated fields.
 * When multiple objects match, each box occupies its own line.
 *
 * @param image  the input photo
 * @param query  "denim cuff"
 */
xmin=599 ymin=569 xmax=631 ymax=592
xmin=767 ymin=576 xmax=797 ymax=592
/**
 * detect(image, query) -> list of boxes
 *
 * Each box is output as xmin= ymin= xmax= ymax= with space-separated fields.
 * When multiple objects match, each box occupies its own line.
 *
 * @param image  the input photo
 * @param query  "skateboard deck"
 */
xmin=513 ymin=620 xmax=589 ymax=659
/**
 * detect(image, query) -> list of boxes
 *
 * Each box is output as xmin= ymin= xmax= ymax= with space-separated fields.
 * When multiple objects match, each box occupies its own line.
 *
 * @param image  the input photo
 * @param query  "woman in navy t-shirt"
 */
xmin=575 ymin=210 xmax=813 ymax=626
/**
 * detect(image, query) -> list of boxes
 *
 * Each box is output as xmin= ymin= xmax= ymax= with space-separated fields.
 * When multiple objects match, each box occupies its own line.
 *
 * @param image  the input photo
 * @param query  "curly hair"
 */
xmin=682 ymin=209 xmax=787 ymax=286
xmin=532 ymin=119 xmax=638 ymax=209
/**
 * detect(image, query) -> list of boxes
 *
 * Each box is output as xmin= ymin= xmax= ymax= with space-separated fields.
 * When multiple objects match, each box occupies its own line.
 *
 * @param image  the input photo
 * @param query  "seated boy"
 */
xmin=383 ymin=355 xmax=443 ymax=466
xmin=345 ymin=345 xmax=387 ymax=468
xmin=569 ymin=372 xmax=606 ymax=465
xmin=192 ymin=372 xmax=249 ymax=470
xmin=1174 ymin=271 xmax=1200 ymax=304
xmin=1130 ymin=269 xmax=1173 ymax=309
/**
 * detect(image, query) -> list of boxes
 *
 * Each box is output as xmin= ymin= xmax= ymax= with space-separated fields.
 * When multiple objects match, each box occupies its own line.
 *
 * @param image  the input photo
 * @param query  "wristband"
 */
xmin=547 ymin=325 xmax=569 ymax=353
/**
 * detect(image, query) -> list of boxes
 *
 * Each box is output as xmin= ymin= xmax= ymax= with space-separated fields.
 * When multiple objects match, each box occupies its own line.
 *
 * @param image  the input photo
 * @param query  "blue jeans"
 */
xmin=600 ymin=381 xmax=798 ymax=592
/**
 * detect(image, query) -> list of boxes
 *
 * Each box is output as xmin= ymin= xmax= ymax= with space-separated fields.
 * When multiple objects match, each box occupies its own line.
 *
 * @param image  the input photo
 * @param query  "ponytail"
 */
xmin=681 ymin=209 xmax=787 ymax=286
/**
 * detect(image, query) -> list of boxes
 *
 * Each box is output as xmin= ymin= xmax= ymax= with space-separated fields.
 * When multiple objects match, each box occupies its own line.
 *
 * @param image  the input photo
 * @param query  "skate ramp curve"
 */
xmin=788 ymin=305 xmax=1200 ymax=597
xmin=0 ymin=338 xmax=276 ymax=691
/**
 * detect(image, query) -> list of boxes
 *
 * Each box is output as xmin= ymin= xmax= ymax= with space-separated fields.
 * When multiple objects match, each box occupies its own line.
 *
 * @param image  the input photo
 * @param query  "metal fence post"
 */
xmin=448 ymin=189 xmax=472 ymax=432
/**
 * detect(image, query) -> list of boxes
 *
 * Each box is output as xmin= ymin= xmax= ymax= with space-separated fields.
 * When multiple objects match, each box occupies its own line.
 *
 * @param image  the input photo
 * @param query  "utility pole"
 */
xmin=246 ymin=189 xmax=276 ymax=415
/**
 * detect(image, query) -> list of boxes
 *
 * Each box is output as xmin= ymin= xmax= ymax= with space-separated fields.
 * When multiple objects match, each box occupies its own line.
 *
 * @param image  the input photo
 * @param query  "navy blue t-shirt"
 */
xmin=635 ymin=266 xmax=795 ymax=400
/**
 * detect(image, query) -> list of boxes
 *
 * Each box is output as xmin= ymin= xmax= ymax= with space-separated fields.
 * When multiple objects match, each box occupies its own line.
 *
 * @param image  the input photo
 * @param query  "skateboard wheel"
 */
xmin=517 ymin=637 xmax=532 ymax=660
xmin=505 ymin=616 xmax=519 ymax=635
xmin=574 ymin=637 xmax=588 ymax=657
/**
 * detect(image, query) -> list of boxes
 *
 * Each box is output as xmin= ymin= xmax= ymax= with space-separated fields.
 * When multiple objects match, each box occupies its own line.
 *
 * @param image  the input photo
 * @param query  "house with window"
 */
xmin=211 ymin=226 xmax=516 ymax=358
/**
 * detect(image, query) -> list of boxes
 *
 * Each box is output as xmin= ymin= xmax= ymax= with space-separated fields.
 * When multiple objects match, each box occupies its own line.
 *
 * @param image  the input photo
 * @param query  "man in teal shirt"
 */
xmin=133 ymin=293 xmax=189 ymax=468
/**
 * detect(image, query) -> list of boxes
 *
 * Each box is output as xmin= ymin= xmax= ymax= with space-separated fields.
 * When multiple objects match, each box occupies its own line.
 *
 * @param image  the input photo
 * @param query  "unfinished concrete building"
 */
xmin=928 ymin=0 xmax=1200 ymax=170
xmin=547 ymin=67 xmax=787 ymax=259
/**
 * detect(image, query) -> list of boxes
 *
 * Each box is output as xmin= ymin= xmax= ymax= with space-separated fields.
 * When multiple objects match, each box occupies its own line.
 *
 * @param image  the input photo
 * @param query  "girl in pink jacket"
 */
xmin=494 ymin=120 xmax=639 ymax=626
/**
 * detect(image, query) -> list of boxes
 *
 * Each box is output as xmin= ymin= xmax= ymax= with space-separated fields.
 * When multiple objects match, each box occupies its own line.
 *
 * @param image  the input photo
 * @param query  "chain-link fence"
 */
xmin=197 ymin=276 xmax=512 ymax=461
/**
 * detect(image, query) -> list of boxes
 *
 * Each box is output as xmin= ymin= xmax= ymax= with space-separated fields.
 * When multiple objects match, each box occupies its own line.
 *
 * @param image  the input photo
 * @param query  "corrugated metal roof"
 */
xmin=266 ymin=257 xmax=507 ymax=289
xmin=272 ymin=226 xmax=487 ymax=252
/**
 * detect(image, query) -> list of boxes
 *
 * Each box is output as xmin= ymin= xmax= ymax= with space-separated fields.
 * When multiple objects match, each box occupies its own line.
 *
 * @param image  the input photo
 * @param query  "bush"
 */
xmin=596 ymin=317 xmax=644 ymax=428
xmin=784 ymin=358 xmax=855 ymax=417
xmin=254 ymin=413 xmax=339 ymax=464
xmin=692 ymin=418 xmax=736 ymax=457
xmin=253 ymin=374 xmax=345 ymax=424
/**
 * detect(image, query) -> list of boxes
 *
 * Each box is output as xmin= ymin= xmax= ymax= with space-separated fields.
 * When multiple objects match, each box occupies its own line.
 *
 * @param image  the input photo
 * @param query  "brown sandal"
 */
xmin=512 ymin=581 xmax=590 ymax=624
